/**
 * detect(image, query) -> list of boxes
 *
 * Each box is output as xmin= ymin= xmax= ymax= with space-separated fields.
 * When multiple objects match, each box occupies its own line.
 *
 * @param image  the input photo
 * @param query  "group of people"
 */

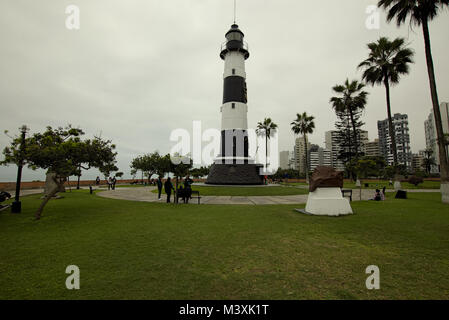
xmin=371 ymin=187 xmax=387 ymax=201
xmin=94 ymin=176 xmax=117 ymax=190
xmin=156 ymin=176 xmax=194 ymax=204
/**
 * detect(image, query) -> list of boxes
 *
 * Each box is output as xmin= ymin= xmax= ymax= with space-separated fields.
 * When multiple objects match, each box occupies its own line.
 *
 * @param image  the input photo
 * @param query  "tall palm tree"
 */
xmin=378 ymin=0 xmax=449 ymax=197
xmin=330 ymin=79 xmax=368 ymax=159
xmin=291 ymin=112 xmax=315 ymax=183
xmin=256 ymin=118 xmax=278 ymax=170
xmin=358 ymin=37 xmax=414 ymax=166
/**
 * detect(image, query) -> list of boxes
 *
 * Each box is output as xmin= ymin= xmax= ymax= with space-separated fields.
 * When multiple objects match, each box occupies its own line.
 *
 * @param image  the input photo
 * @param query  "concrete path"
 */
xmin=2 ymin=189 xmax=44 ymax=197
xmin=96 ymin=186 xmax=438 ymax=205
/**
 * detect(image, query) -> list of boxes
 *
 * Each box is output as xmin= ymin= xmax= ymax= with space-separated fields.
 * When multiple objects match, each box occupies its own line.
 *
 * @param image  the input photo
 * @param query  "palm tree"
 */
xmin=358 ymin=37 xmax=414 ymax=167
xmin=330 ymin=79 xmax=368 ymax=159
xmin=291 ymin=112 xmax=315 ymax=183
xmin=378 ymin=0 xmax=449 ymax=198
xmin=256 ymin=118 xmax=278 ymax=170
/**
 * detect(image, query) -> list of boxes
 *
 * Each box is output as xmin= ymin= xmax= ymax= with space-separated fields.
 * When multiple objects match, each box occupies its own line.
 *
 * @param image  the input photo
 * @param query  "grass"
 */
xmin=0 ymin=190 xmax=448 ymax=300
xmin=284 ymin=180 xmax=440 ymax=190
xmin=152 ymin=185 xmax=308 ymax=196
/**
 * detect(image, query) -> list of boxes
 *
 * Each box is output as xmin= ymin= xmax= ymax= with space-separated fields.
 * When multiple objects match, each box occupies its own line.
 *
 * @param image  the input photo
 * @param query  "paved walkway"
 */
xmin=96 ymin=187 xmax=438 ymax=205
xmin=2 ymin=188 xmax=44 ymax=197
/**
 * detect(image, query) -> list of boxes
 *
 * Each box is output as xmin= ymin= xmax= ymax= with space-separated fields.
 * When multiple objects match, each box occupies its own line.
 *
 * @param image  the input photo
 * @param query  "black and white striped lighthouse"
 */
xmin=206 ymin=24 xmax=263 ymax=185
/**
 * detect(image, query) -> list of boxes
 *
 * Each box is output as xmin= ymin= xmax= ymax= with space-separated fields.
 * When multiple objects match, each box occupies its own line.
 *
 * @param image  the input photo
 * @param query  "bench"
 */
xmin=0 ymin=191 xmax=11 ymax=211
xmin=341 ymin=189 xmax=353 ymax=202
xmin=191 ymin=191 xmax=201 ymax=204
xmin=175 ymin=190 xmax=201 ymax=204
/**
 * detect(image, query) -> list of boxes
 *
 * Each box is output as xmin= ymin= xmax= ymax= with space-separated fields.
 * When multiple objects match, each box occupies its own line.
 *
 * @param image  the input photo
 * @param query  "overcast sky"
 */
xmin=1 ymin=0 xmax=448 ymax=182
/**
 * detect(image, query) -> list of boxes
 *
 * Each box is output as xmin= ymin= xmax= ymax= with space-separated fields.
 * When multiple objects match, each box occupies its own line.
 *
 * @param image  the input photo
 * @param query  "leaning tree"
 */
xmin=1 ymin=126 xmax=117 ymax=220
xmin=72 ymin=136 xmax=118 ymax=189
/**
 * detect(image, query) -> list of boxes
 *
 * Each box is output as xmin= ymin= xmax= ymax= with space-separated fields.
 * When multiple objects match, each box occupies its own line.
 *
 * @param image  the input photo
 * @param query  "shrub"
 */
xmin=408 ymin=176 xmax=424 ymax=187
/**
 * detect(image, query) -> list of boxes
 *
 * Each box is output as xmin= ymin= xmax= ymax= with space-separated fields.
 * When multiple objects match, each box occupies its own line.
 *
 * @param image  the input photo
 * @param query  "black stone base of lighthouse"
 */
xmin=206 ymin=163 xmax=264 ymax=185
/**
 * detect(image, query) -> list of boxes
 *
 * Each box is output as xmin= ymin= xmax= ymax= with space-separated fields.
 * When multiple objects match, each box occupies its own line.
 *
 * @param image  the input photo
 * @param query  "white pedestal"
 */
xmin=305 ymin=187 xmax=353 ymax=216
xmin=394 ymin=181 xmax=402 ymax=191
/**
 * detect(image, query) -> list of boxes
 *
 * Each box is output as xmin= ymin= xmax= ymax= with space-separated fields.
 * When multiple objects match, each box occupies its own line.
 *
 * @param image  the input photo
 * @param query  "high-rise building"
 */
xmin=309 ymin=147 xmax=333 ymax=171
xmin=377 ymin=113 xmax=412 ymax=168
xmin=309 ymin=150 xmax=320 ymax=172
xmin=288 ymin=151 xmax=295 ymax=169
xmin=364 ymin=139 xmax=381 ymax=158
xmin=412 ymin=151 xmax=425 ymax=173
xmin=360 ymin=131 xmax=369 ymax=151
xmin=294 ymin=137 xmax=311 ymax=174
xmin=279 ymin=151 xmax=290 ymax=170
xmin=325 ymin=130 xmax=369 ymax=171
xmin=325 ymin=131 xmax=345 ymax=171
xmin=424 ymin=102 xmax=449 ymax=173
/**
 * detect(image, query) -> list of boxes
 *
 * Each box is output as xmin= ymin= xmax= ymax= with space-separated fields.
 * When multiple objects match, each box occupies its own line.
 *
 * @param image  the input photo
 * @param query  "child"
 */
xmin=373 ymin=189 xmax=382 ymax=201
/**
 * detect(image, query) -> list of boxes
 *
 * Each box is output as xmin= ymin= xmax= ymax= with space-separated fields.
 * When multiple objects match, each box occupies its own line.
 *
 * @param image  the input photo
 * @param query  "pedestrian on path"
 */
xmin=156 ymin=177 xmax=163 ymax=200
xmin=164 ymin=177 xmax=175 ymax=203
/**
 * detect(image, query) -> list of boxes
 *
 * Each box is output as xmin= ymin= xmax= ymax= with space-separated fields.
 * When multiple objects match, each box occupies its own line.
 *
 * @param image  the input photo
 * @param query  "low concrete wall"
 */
xmin=0 ymin=178 xmax=208 ymax=191
xmin=0 ymin=179 xmax=134 ymax=191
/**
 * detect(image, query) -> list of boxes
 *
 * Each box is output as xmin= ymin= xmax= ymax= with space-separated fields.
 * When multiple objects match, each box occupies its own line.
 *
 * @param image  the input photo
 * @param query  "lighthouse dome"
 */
xmin=225 ymin=24 xmax=244 ymax=40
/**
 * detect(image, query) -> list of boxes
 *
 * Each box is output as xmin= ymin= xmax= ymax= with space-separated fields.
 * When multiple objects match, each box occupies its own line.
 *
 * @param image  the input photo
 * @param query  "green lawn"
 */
xmin=152 ymin=185 xmax=308 ymax=196
xmin=0 ymin=190 xmax=448 ymax=300
xmin=284 ymin=180 xmax=440 ymax=190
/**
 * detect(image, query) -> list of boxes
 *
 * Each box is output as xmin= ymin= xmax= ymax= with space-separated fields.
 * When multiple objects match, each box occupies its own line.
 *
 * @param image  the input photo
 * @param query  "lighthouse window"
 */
xmin=227 ymin=32 xmax=242 ymax=41
xmin=232 ymin=103 xmax=235 ymax=109
xmin=232 ymin=69 xmax=236 ymax=75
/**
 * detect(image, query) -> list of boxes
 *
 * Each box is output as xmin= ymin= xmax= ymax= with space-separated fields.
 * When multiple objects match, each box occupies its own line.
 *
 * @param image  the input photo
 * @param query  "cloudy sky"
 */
xmin=1 ymin=0 xmax=448 ymax=182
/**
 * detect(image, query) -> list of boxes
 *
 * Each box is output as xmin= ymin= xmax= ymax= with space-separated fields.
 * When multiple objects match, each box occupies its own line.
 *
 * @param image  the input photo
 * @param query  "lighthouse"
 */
xmin=206 ymin=24 xmax=264 ymax=185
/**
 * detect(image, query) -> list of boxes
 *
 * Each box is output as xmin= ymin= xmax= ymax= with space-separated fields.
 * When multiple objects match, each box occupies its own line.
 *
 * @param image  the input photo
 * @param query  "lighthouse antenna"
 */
xmin=233 ymin=0 xmax=237 ymax=24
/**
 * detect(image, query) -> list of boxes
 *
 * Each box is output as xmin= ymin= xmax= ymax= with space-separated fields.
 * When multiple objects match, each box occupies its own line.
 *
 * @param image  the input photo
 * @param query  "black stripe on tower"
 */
xmin=220 ymin=130 xmax=249 ymax=164
xmin=223 ymin=76 xmax=247 ymax=104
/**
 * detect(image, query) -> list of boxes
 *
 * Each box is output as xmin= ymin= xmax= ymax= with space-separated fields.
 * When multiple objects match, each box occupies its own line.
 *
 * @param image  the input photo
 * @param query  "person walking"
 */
xmin=156 ymin=177 xmax=163 ymax=200
xmin=164 ymin=177 xmax=175 ymax=203
xmin=95 ymin=176 xmax=100 ymax=186
xmin=112 ymin=176 xmax=117 ymax=190
xmin=107 ymin=177 xmax=112 ymax=190
xmin=184 ymin=175 xmax=193 ymax=204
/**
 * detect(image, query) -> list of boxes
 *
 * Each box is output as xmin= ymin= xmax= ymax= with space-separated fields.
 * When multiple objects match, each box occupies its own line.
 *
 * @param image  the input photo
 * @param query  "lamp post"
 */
xmin=11 ymin=125 xmax=29 ymax=214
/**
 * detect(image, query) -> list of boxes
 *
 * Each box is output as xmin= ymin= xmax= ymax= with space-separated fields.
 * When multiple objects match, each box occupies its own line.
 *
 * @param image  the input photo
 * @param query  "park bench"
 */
xmin=341 ymin=189 xmax=353 ymax=202
xmin=191 ymin=191 xmax=201 ymax=204
xmin=0 ymin=191 xmax=11 ymax=211
xmin=176 ymin=189 xmax=201 ymax=204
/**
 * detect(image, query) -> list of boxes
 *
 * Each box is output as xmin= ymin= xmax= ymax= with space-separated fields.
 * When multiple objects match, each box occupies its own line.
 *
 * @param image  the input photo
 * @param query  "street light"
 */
xmin=11 ymin=125 xmax=29 ymax=214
